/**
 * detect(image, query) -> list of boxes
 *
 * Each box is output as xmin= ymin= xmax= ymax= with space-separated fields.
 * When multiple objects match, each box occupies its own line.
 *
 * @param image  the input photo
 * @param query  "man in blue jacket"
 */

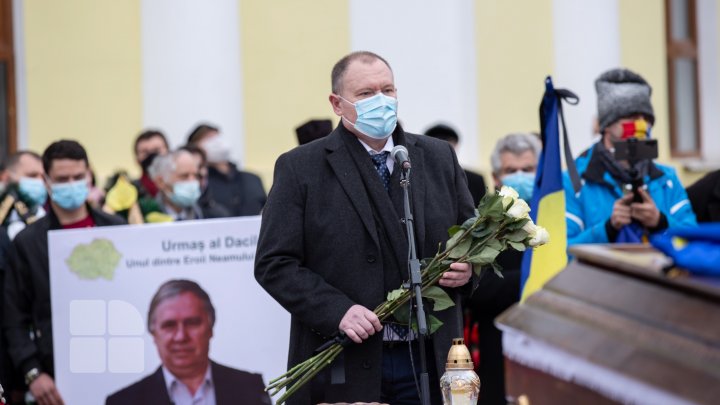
xmin=564 ymin=68 xmax=696 ymax=247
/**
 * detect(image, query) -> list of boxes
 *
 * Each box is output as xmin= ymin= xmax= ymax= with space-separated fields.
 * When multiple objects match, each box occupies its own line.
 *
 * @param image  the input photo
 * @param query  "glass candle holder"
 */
xmin=440 ymin=338 xmax=481 ymax=405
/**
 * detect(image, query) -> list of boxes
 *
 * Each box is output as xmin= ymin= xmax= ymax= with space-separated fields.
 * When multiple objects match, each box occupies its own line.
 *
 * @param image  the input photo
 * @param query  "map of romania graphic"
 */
xmin=66 ymin=238 xmax=122 ymax=280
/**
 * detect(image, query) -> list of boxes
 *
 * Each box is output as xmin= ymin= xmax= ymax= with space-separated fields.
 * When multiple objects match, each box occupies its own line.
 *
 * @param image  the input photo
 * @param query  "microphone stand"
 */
xmin=399 ymin=165 xmax=431 ymax=405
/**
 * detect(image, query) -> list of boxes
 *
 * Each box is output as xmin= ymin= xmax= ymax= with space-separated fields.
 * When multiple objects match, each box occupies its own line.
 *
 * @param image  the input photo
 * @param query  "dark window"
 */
xmin=0 ymin=0 xmax=16 ymax=161
xmin=666 ymin=0 xmax=701 ymax=157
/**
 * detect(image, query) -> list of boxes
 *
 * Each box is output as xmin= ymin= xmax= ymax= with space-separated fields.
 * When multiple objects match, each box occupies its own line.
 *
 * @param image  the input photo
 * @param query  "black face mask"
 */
xmin=140 ymin=152 xmax=160 ymax=173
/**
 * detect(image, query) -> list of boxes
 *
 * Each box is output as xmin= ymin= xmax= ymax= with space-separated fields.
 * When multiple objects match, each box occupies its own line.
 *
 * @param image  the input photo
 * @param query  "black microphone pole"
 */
xmin=399 ymin=162 xmax=431 ymax=405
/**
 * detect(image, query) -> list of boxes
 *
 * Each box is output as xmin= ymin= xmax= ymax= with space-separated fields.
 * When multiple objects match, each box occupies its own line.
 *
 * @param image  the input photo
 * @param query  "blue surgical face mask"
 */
xmin=18 ymin=177 xmax=48 ymax=206
xmin=170 ymin=180 xmax=201 ymax=208
xmin=501 ymin=171 xmax=535 ymax=201
xmin=340 ymin=93 xmax=398 ymax=140
xmin=50 ymin=179 xmax=89 ymax=210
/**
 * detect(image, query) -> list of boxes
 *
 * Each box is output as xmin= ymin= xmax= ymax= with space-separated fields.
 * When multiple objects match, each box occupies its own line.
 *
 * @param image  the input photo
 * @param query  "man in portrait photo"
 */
xmin=106 ymin=279 xmax=270 ymax=405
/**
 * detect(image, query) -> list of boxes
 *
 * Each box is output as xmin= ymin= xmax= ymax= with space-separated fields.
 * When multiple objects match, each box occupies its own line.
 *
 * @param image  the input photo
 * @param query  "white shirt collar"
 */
xmin=162 ymin=365 xmax=213 ymax=394
xmin=357 ymin=136 xmax=395 ymax=173
xmin=357 ymin=136 xmax=394 ymax=155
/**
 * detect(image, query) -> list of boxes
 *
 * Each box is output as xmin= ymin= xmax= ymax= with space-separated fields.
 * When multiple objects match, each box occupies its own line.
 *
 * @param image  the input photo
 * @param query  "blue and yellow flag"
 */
xmin=520 ymin=77 xmax=579 ymax=301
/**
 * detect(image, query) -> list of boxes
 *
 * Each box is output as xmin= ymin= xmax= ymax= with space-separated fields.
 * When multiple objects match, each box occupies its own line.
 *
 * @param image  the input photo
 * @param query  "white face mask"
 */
xmin=202 ymin=136 xmax=232 ymax=164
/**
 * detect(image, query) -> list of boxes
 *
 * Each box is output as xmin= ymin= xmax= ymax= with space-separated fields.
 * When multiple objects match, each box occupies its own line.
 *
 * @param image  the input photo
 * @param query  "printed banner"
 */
xmin=49 ymin=216 xmax=289 ymax=405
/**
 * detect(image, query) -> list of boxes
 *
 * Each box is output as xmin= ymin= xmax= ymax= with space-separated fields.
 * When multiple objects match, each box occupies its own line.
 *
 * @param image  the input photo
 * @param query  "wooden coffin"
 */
xmin=496 ymin=244 xmax=720 ymax=405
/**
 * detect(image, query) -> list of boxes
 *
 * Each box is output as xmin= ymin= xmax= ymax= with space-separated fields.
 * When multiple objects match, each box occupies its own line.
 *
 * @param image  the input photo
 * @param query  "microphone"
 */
xmin=391 ymin=145 xmax=411 ymax=171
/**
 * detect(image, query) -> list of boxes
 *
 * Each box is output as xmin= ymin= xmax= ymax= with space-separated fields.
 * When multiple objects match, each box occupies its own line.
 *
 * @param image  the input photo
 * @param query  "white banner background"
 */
xmin=48 ymin=216 xmax=289 ymax=405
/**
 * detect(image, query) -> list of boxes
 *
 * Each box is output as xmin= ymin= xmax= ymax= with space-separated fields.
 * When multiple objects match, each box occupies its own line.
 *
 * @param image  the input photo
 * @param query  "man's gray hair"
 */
xmin=147 ymin=279 xmax=216 ymax=333
xmin=490 ymin=133 xmax=542 ymax=174
xmin=148 ymin=149 xmax=191 ymax=183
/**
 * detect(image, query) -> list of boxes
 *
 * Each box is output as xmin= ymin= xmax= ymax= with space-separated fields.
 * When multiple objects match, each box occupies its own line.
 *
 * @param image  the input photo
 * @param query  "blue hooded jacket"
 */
xmin=563 ymin=143 xmax=697 ymax=247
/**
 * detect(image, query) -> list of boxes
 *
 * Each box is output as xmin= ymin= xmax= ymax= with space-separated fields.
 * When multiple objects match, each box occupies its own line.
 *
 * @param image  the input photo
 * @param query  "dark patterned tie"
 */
xmin=370 ymin=151 xmax=391 ymax=192
xmin=370 ymin=151 xmax=408 ymax=340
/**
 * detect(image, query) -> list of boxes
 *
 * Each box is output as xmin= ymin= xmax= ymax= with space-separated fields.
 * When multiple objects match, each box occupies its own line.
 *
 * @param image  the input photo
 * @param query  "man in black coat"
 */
xmin=4 ymin=140 xmax=126 ymax=405
xmin=187 ymin=124 xmax=267 ymax=216
xmin=106 ymin=280 xmax=270 ymax=405
xmin=686 ymin=169 xmax=720 ymax=223
xmin=469 ymin=132 xmax=541 ymax=405
xmin=424 ymin=123 xmax=487 ymax=206
xmin=131 ymin=129 xmax=170 ymax=200
xmin=255 ymin=51 xmax=476 ymax=405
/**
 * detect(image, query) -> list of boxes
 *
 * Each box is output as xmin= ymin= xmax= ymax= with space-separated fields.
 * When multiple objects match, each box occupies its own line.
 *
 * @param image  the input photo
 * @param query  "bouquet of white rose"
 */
xmin=266 ymin=186 xmax=549 ymax=404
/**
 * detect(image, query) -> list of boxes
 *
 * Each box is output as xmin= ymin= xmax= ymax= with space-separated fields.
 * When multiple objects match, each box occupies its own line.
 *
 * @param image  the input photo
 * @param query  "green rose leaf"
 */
xmin=392 ymin=304 xmax=410 ymax=325
xmin=476 ymin=196 xmax=489 ymax=216
xmin=461 ymin=216 xmax=476 ymax=230
xmin=448 ymin=236 xmax=471 ymax=259
xmin=486 ymin=238 xmax=504 ymax=251
xmin=507 ymin=218 xmax=530 ymax=230
xmin=386 ymin=288 xmax=405 ymax=302
xmin=428 ymin=315 xmax=444 ymax=335
xmin=472 ymin=221 xmax=497 ymax=239
xmin=505 ymin=229 xmax=529 ymax=242
xmin=470 ymin=223 xmax=485 ymax=235
xmin=468 ymin=246 xmax=501 ymax=266
xmin=448 ymin=224 xmax=462 ymax=237
xmin=446 ymin=229 xmax=463 ymax=249
xmin=423 ymin=286 xmax=455 ymax=311
xmin=491 ymin=261 xmax=504 ymax=278
xmin=508 ymin=241 xmax=526 ymax=251
xmin=479 ymin=194 xmax=501 ymax=216
xmin=486 ymin=197 xmax=504 ymax=219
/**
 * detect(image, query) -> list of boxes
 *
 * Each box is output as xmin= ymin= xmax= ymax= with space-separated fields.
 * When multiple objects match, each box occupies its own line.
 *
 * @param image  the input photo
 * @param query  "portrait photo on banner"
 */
xmin=47 ymin=217 xmax=288 ymax=405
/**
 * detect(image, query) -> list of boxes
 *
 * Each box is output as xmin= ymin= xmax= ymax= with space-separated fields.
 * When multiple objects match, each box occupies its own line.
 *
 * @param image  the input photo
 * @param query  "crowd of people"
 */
xmin=0 ymin=125 xmax=267 ymax=404
xmin=0 ymin=50 xmax=718 ymax=405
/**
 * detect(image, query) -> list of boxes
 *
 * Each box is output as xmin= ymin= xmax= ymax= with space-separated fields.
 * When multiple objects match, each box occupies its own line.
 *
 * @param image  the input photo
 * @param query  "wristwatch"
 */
xmin=24 ymin=367 xmax=41 ymax=386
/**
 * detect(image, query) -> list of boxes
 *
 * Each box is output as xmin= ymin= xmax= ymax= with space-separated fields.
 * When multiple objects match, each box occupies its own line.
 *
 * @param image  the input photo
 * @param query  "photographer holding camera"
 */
xmin=564 ymin=68 xmax=696 ymax=246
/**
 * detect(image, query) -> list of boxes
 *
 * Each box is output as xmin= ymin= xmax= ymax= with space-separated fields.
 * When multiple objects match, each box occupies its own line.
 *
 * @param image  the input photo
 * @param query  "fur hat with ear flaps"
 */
xmin=596 ymin=68 xmax=655 ymax=132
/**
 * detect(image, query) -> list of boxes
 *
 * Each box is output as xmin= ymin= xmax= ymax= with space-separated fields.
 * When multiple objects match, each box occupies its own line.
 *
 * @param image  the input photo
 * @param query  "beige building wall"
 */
xmin=240 ymin=0 xmax=349 ymax=185
xmin=475 ymin=0 xmax=554 ymax=188
xmin=13 ymin=1 xmax=719 ymax=189
xmin=619 ymin=1 xmax=672 ymax=165
xmin=22 ymin=0 xmax=142 ymax=179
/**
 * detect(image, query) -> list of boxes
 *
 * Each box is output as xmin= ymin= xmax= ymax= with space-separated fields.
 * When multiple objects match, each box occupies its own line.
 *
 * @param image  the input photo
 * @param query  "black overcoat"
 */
xmin=687 ymin=169 xmax=720 ymax=223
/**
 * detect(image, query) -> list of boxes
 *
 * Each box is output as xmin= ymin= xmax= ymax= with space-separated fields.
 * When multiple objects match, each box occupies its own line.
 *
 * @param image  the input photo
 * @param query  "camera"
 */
xmin=613 ymin=138 xmax=658 ymax=203
xmin=613 ymin=138 xmax=658 ymax=162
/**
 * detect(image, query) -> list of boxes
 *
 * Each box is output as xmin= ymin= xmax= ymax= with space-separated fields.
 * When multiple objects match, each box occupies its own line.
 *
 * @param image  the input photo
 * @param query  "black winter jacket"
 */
xmin=3 ymin=207 xmax=125 ymax=377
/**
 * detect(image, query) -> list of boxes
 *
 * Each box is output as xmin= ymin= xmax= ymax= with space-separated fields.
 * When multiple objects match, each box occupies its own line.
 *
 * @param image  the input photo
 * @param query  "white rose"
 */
xmin=499 ymin=185 xmax=519 ymax=209
xmin=522 ymin=220 xmax=538 ymax=237
xmin=507 ymin=198 xmax=531 ymax=219
xmin=529 ymin=226 xmax=550 ymax=246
